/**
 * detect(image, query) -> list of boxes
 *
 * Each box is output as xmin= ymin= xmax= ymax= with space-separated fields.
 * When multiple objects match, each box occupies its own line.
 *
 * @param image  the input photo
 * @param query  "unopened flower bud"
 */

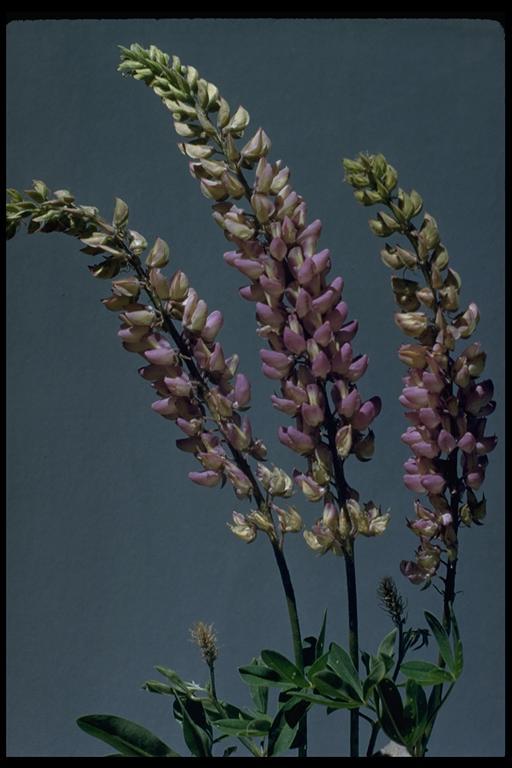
xmin=146 ymin=237 xmax=170 ymax=268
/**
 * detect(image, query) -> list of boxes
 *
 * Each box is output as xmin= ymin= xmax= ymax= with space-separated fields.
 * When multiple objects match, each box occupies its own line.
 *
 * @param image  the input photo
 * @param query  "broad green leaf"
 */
xmin=317 ymin=610 xmax=328 ymax=657
xmin=77 ymin=715 xmax=179 ymax=757
xmin=424 ymin=611 xmax=455 ymax=672
xmin=363 ymin=656 xmax=386 ymax=700
xmin=155 ymin=666 xmax=189 ymax=693
xmin=360 ymin=650 xmax=371 ymax=676
xmin=143 ymin=680 xmax=173 ymax=695
xmin=400 ymin=660 xmax=454 ymax=685
xmin=261 ymin=650 xmax=308 ymax=687
xmin=311 ymin=670 xmax=362 ymax=707
xmin=267 ymin=703 xmax=304 ymax=757
xmin=214 ymin=718 xmax=270 ymax=737
xmin=305 ymin=651 xmax=329 ymax=681
xmin=327 ymin=643 xmax=364 ymax=699
xmin=449 ymin=606 xmax=464 ymax=678
xmin=284 ymin=691 xmax=353 ymax=710
xmin=378 ymin=627 xmax=398 ymax=659
xmin=244 ymin=657 xmax=269 ymax=713
xmin=403 ymin=679 xmax=428 ymax=745
xmin=179 ymin=699 xmax=212 ymax=758
xmin=376 ymin=680 xmax=406 ymax=746
xmin=239 ymin=663 xmax=289 ymax=688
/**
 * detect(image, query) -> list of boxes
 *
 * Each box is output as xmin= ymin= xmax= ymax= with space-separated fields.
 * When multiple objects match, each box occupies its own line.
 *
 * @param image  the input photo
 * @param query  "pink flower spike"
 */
xmin=262 ymin=363 xmax=284 ymax=380
xmin=278 ymin=426 xmax=316 ymax=455
xmin=297 ymin=258 xmax=316 ymax=285
xmin=326 ymin=301 xmax=349 ymax=330
xmin=458 ymin=431 xmax=477 ymax=454
xmin=188 ymin=470 xmax=221 ymax=487
xmin=295 ymin=288 xmax=313 ymax=318
xmin=297 ymin=218 xmax=322 ymax=245
xmin=269 ymin=237 xmax=287 ymax=261
xmin=466 ymin=469 xmax=484 ymax=490
xmin=151 ymin=397 xmax=178 ymax=418
xmin=283 ymin=326 xmax=307 ymax=354
xmin=403 ymin=475 xmax=426 ymax=493
xmin=239 ymin=283 xmax=266 ymax=302
xmin=256 ymin=302 xmax=286 ymax=329
xmin=351 ymin=396 xmax=382 ymax=431
xmin=312 ymin=249 xmax=331 ymax=274
xmin=233 ymin=257 xmax=264 ymax=280
xmin=260 ymin=349 xmax=292 ymax=373
xmin=337 ymin=320 xmax=359 ymax=344
xmin=313 ymin=321 xmax=332 ymax=347
xmin=223 ymin=250 xmax=239 ymax=266
xmin=301 ymin=402 xmax=324 ymax=427
xmin=402 ymin=387 xmax=430 ymax=408
xmin=403 ymin=458 xmax=418 ymax=474
xmin=312 ymin=351 xmax=331 ymax=379
xmin=144 ymin=347 xmax=178 ymax=366
xmin=340 ymin=388 xmax=361 ymax=419
xmin=421 ymin=475 xmax=446 ymax=494
xmin=346 ymin=354 xmax=368 ymax=382
xmin=412 ymin=441 xmax=440 ymax=459
xmin=201 ymin=310 xmax=224 ymax=343
xmin=271 ymin=395 xmax=298 ymax=415
xmin=164 ymin=376 xmax=192 ymax=397
xmin=438 ymin=429 xmax=457 ymax=454
xmin=419 ymin=407 xmax=442 ymax=429
xmin=233 ymin=373 xmax=251 ymax=407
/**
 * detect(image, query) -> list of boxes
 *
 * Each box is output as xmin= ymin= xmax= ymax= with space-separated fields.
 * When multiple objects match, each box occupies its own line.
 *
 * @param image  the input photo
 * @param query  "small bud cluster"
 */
xmin=190 ymin=621 xmax=218 ymax=667
xmin=377 ymin=576 xmax=408 ymax=627
xmin=344 ymin=153 xmax=497 ymax=584
xmin=303 ymin=498 xmax=390 ymax=555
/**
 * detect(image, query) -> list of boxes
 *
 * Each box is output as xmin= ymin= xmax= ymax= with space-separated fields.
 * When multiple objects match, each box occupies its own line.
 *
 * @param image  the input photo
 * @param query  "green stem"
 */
xmin=270 ymin=540 xmax=308 ymax=757
xmin=208 ymin=662 xmax=217 ymax=701
xmin=344 ymin=541 xmax=360 ymax=758
xmin=322 ymin=387 xmax=359 ymax=757
xmin=366 ymin=720 xmax=380 ymax=757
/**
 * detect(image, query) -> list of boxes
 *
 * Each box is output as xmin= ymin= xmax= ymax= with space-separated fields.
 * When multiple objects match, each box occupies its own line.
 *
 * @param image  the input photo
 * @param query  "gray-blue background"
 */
xmin=6 ymin=19 xmax=505 ymax=757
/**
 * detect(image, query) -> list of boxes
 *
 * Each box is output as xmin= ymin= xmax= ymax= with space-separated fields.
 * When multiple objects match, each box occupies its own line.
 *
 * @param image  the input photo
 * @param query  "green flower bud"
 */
xmin=225 ymin=105 xmax=250 ymax=133
xmin=146 ymin=237 xmax=170 ymax=268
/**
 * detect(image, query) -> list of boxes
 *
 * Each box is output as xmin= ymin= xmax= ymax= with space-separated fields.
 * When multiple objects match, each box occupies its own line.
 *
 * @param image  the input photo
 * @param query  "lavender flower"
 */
xmin=118 ymin=45 xmax=389 ymax=555
xmin=344 ymin=152 xmax=497 ymax=586
xmin=5 ymin=182 xmax=304 ymax=549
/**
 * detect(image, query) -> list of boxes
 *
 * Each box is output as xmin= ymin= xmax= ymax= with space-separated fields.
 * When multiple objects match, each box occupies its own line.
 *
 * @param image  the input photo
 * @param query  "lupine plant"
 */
xmin=5 ymin=43 xmax=498 ymax=758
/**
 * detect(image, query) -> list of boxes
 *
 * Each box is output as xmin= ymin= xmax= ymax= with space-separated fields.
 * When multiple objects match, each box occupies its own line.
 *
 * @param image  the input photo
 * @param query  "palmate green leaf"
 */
xmin=261 ymin=649 xmax=308 ymax=688
xmin=327 ymin=643 xmax=364 ymax=700
xmin=400 ymin=660 xmax=454 ymax=685
xmin=424 ymin=611 xmax=455 ymax=672
xmin=77 ymin=714 xmax=180 ymax=757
